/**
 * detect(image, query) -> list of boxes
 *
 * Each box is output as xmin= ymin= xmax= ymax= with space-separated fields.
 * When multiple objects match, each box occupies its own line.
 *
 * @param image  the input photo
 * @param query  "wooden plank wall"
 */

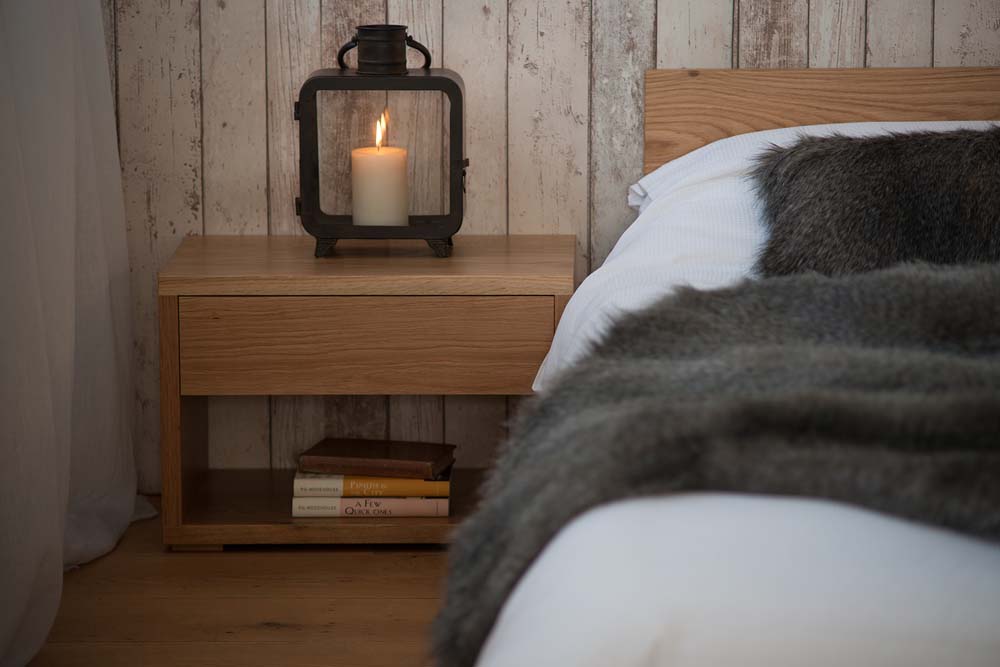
xmin=105 ymin=0 xmax=1000 ymax=491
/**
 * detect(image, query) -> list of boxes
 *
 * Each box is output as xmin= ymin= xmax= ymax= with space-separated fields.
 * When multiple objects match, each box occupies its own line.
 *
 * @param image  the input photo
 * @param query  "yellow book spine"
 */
xmin=343 ymin=477 xmax=449 ymax=497
xmin=293 ymin=472 xmax=450 ymax=497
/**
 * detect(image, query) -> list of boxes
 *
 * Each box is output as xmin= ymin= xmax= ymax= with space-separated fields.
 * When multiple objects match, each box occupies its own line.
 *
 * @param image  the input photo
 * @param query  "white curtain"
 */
xmin=0 ymin=1 xmax=139 ymax=664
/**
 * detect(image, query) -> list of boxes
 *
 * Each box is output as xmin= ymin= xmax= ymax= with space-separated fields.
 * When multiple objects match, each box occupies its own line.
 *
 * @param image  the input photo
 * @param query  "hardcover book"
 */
xmin=291 ymin=496 xmax=450 ymax=518
xmin=297 ymin=438 xmax=456 ymax=479
xmin=293 ymin=471 xmax=450 ymax=498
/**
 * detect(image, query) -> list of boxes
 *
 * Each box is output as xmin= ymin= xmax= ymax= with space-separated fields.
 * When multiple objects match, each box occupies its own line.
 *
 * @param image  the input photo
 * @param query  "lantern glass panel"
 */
xmin=316 ymin=89 xmax=451 ymax=218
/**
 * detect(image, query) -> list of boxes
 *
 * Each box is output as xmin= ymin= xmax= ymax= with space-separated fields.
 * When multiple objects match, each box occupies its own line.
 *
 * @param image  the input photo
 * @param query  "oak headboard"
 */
xmin=643 ymin=68 xmax=1000 ymax=173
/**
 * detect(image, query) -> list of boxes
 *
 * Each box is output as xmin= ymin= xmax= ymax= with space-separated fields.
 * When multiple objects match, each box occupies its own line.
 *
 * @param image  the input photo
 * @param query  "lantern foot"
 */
xmin=427 ymin=238 xmax=453 ymax=258
xmin=314 ymin=239 xmax=338 ymax=257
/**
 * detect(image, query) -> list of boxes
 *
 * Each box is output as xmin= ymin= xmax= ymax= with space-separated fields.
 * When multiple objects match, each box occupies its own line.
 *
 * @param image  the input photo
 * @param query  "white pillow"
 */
xmin=533 ymin=120 xmax=999 ymax=393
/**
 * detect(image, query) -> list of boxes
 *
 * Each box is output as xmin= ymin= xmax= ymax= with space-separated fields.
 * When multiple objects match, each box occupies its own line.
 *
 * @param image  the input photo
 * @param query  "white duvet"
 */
xmin=478 ymin=495 xmax=1000 ymax=667
xmin=494 ymin=121 xmax=1000 ymax=666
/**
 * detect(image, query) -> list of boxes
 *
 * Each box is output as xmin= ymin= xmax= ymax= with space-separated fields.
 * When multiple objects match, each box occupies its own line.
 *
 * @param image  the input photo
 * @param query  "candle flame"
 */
xmin=375 ymin=111 xmax=388 ymax=151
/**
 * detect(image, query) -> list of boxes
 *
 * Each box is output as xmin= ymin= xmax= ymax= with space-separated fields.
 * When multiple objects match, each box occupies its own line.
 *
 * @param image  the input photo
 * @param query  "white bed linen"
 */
xmin=477 ymin=495 xmax=1000 ymax=667
xmin=533 ymin=120 xmax=998 ymax=392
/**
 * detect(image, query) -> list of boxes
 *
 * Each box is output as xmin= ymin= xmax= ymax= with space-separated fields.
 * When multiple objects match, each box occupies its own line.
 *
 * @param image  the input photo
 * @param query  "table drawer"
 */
xmin=178 ymin=296 xmax=554 ymax=395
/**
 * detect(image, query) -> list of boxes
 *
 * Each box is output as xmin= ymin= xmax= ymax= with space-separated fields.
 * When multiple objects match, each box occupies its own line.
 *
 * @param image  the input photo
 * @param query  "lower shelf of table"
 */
xmin=168 ymin=468 xmax=484 ymax=546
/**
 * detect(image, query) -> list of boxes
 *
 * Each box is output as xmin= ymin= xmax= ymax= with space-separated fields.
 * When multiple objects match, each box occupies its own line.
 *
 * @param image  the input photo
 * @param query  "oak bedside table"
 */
xmin=158 ymin=235 xmax=575 ymax=549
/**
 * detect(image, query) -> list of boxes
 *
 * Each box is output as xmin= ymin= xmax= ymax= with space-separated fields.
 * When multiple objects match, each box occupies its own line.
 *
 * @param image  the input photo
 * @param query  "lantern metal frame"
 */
xmin=295 ymin=67 xmax=467 ymax=257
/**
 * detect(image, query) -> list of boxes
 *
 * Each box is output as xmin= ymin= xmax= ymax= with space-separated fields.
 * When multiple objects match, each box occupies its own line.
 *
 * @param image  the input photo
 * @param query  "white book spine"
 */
xmin=291 ymin=497 xmax=449 ymax=518
xmin=293 ymin=474 xmax=345 ymax=497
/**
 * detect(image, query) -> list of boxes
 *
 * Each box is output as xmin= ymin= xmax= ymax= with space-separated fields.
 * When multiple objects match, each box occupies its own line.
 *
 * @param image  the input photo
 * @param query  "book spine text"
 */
xmin=291 ymin=497 xmax=449 ymax=518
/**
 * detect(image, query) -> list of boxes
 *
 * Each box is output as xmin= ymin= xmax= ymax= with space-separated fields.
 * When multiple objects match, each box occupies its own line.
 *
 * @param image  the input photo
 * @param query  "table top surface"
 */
xmin=158 ymin=235 xmax=576 ymax=296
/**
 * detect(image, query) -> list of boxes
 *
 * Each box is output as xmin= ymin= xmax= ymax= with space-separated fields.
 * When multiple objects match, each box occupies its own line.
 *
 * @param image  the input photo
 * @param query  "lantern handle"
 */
xmin=337 ymin=37 xmax=358 ymax=69
xmin=406 ymin=35 xmax=432 ymax=69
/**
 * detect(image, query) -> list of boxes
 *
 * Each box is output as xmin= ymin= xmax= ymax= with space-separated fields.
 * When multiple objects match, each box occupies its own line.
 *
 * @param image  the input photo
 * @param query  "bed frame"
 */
xmin=643 ymin=67 xmax=1000 ymax=173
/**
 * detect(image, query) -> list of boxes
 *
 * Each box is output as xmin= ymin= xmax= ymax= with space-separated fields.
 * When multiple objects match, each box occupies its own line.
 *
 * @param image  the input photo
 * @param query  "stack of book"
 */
xmin=291 ymin=438 xmax=455 ymax=518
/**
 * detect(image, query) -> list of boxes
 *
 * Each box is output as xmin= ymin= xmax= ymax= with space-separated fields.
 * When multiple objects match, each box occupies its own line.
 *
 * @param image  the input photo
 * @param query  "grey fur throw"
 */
xmin=434 ymin=263 xmax=1000 ymax=667
xmin=753 ymin=127 xmax=1000 ymax=276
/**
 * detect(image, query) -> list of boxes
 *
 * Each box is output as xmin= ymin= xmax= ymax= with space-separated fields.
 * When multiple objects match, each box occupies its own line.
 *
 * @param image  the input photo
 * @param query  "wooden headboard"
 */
xmin=643 ymin=68 xmax=1000 ymax=173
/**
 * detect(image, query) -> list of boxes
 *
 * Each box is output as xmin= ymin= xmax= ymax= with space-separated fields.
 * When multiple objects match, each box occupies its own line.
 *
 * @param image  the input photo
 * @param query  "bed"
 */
xmin=438 ymin=68 xmax=1000 ymax=667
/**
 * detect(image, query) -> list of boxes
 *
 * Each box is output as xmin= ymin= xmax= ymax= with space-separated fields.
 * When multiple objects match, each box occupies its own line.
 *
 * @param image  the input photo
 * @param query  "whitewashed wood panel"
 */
xmin=443 ymin=0 xmax=507 ymax=235
xmin=271 ymin=0 xmax=392 ymax=471
xmin=590 ymin=1 xmax=656 ymax=269
xmin=387 ymin=0 xmax=444 ymax=215
xmin=866 ymin=0 xmax=934 ymax=66
xmin=809 ymin=0 xmax=866 ymax=67
xmin=266 ymin=0 xmax=320 ymax=234
xmin=265 ymin=0 xmax=323 ymax=470
xmin=111 ymin=0 xmax=1000 ymax=475
xmin=508 ymin=0 xmax=591 ymax=284
xmin=934 ymin=0 xmax=1000 ymax=66
xmin=738 ymin=0 xmax=809 ymax=68
xmin=445 ymin=397 xmax=507 ymax=469
xmin=201 ymin=0 xmax=271 ymax=469
xmin=657 ymin=0 xmax=735 ymax=68
xmin=318 ymin=0 xmax=385 ymax=214
xmin=385 ymin=0 xmax=446 ymax=458
xmin=271 ymin=396 xmax=390 ymax=469
xmin=117 ymin=0 xmax=202 ymax=491
xmin=441 ymin=0 xmax=508 ymax=463
xmin=269 ymin=396 xmax=324 ymax=469
xmin=389 ymin=396 xmax=444 ymax=442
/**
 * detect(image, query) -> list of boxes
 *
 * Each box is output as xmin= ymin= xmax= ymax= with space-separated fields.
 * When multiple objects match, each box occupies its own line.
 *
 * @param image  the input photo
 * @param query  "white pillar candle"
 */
xmin=351 ymin=145 xmax=409 ymax=226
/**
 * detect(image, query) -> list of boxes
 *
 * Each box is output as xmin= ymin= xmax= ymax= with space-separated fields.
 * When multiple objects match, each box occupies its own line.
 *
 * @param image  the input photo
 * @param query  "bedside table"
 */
xmin=158 ymin=235 xmax=575 ymax=548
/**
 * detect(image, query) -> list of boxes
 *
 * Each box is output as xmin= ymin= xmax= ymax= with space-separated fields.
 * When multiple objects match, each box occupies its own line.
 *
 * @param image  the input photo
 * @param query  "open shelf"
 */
xmin=171 ymin=468 xmax=484 ymax=546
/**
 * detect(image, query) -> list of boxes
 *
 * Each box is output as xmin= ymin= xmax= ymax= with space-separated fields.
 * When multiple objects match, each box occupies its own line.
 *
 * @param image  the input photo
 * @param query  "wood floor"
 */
xmin=32 ymin=509 xmax=447 ymax=666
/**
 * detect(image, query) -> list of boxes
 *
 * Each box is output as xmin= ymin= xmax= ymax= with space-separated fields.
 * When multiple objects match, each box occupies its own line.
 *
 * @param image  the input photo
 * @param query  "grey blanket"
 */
xmin=433 ymin=263 xmax=1000 ymax=667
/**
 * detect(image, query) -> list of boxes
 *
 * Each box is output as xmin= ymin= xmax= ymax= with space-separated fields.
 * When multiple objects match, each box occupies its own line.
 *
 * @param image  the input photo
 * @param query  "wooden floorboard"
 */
xmin=33 ymin=506 xmax=447 ymax=666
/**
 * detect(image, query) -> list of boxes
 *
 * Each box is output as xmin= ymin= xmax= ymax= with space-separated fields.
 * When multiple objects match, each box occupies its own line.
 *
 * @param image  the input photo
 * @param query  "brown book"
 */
xmin=298 ymin=438 xmax=456 ymax=479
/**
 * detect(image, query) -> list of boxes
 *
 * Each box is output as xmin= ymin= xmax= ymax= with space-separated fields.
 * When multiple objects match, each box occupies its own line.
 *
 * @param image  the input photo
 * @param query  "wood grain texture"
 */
xmin=657 ymin=0 xmax=735 ymax=68
xmin=36 ymin=515 xmax=445 ymax=665
xmin=265 ymin=0 xmax=320 ymax=233
xmin=441 ymin=0 xmax=508 ymax=465
xmin=159 ymin=296 xmax=182 ymax=537
xmin=385 ymin=0 xmax=445 ymax=462
xmin=866 ymin=0 xmax=934 ymax=66
xmin=202 ymin=0 xmax=268 ymax=235
xmin=265 ymin=0 xmax=325 ymax=478
xmin=390 ymin=396 xmax=444 ymax=442
xmin=934 ymin=0 xmax=1000 ymax=66
xmin=388 ymin=0 xmax=445 ymax=215
xmin=438 ymin=6 xmax=502 ymax=467
xmin=48 ymin=595 xmax=435 ymax=643
xmin=809 ymin=0 xmax=866 ymax=67
xmin=644 ymin=67 xmax=1000 ymax=172
xmin=274 ymin=392 xmax=391 ymax=470
xmin=443 ymin=0 xmax=507 ymax=234
xmin=117 ymin=0 xmax=202 ymax=491
xmin=57 ymin=518 xmax=446 ymax=597
xmin=312 ymin=1 xmax=397 ymax=476
xmin=113 ymin=0 xmax=1000 ymax=478
xmin=201 ymin=0 xmax=271 ymax=470
xmin=590 ymin=0 xmax=656 ymax=270
xmin=159 ymin=235 xmax=576 ymax=296
xmin=508 ymin=0 xmax=590 ymax=284
xmin=318 ymin=0 xmax=384 ymax=214
xmin=177 ymin=469 xmax=482 ymax=544
xmin=738 ymin=0 xmax=809 ymax=68
xmin=445 ymin=397 xmax=507 ymax=468
xmin=178 ymin=296 xmax=554 ymax=395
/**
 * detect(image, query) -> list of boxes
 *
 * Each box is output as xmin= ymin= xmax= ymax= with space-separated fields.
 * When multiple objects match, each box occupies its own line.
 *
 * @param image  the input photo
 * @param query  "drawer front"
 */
xmin=178 ymin=296 xmax=554 ymax=395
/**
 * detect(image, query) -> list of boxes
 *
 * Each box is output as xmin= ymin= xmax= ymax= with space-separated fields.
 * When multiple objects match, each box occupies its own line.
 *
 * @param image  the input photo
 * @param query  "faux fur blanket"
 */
xmin=434 ymin=263 xmax=1000 ymax=667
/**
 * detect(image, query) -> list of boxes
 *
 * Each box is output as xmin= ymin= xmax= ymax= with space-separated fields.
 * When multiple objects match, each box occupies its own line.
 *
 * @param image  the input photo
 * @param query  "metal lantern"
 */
xmin=295 ymin=24 xmax=468 ymax=257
